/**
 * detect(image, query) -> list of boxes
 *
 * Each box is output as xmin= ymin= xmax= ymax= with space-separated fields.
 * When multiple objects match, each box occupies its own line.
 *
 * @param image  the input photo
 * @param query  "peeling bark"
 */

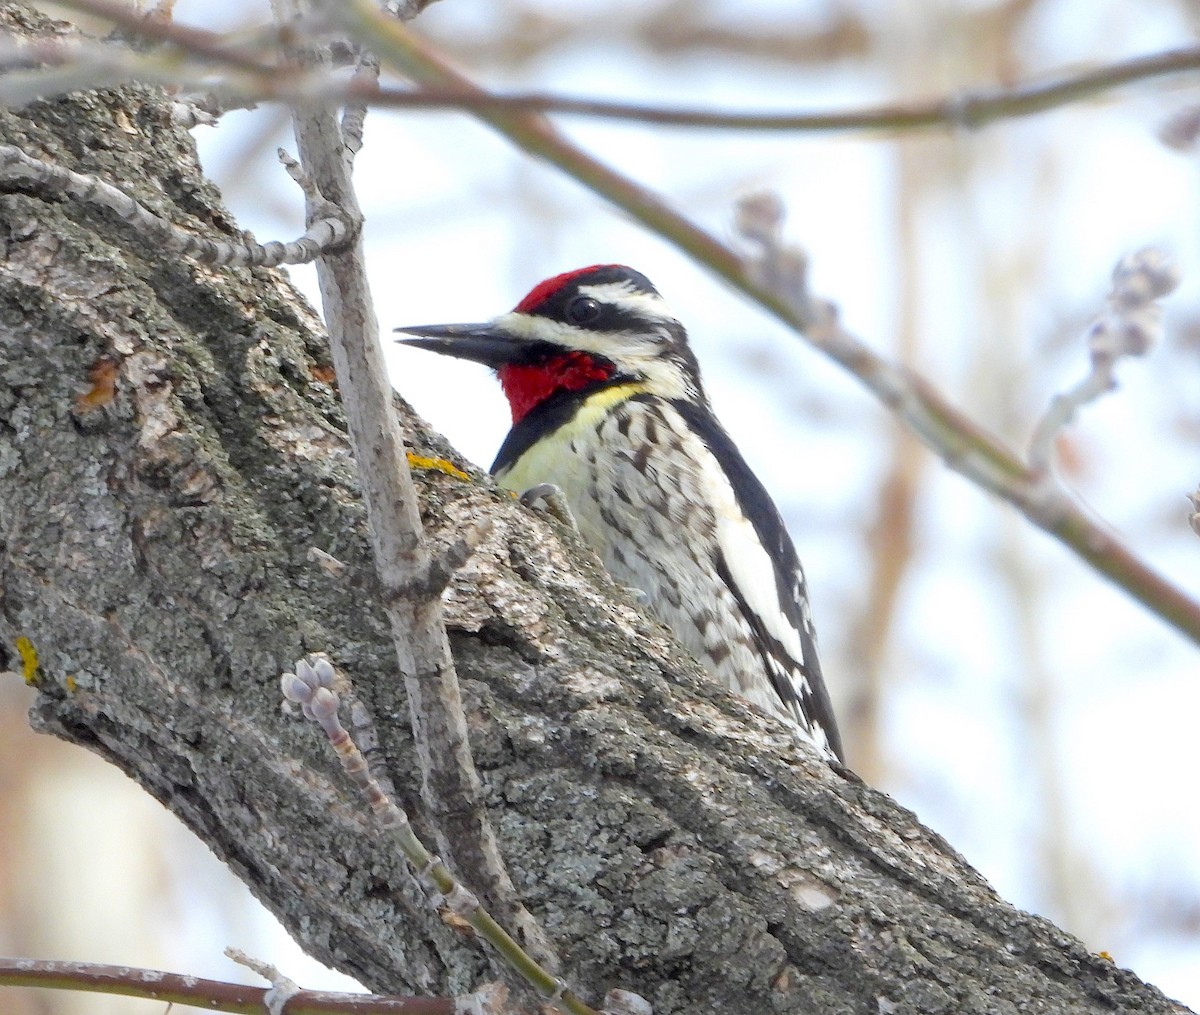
xmin=0 ymin=6 xmax=1188 ymax=1014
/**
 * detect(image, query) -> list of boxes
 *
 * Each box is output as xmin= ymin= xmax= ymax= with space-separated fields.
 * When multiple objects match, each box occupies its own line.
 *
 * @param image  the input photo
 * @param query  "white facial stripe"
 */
xmin=492 ymin=311 xmax=589 ymax=344
xmin=489 ymin=310 xmax=649 ymax=361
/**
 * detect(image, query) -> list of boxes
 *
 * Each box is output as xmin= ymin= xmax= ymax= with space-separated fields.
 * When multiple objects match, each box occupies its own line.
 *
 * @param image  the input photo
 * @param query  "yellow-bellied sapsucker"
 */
xmin=396 ymin=264 xmax=843 ymax=762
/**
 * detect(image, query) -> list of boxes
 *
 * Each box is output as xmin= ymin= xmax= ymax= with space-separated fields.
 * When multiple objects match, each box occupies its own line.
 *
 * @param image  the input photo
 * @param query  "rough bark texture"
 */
xmin=0 ymin=6 xmax=1188 ymax=1014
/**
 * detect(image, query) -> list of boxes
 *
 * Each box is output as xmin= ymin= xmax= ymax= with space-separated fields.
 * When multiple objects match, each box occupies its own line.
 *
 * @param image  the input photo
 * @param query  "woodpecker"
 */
xmin=396 ymin=265 xmax=843 ymax=762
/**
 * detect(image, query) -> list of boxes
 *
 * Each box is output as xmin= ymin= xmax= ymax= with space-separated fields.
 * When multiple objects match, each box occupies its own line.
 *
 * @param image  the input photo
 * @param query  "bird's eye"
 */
xmin=566 ymin=296 xmax=602 ymax=325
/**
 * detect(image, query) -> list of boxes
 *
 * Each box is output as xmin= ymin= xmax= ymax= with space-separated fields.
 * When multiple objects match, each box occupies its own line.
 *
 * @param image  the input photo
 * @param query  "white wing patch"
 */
xmin=691 ymin=415 xmax=833 ymax=757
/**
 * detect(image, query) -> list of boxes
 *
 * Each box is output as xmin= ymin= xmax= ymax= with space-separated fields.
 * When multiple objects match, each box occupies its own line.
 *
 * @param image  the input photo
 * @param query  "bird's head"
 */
xmin=396 ymin=264 xmax=704 ymax=424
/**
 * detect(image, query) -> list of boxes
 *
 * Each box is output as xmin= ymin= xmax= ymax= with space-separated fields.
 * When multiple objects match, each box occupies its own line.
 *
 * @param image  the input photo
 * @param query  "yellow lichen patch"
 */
xmin=16 ymin=637 xmax=40 ymax=685
xmin=65 ymin=675 xmax=78 ymax=693
xmin=406 ymin=452 xmax=470 ymax=482
xmin=75 ymin=357 xmax=119 ymax=413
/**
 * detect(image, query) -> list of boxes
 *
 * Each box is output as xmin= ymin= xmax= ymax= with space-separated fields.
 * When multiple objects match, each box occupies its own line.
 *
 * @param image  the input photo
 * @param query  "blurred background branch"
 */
xmin=18 ymin=0 xmax=1200 ymax=131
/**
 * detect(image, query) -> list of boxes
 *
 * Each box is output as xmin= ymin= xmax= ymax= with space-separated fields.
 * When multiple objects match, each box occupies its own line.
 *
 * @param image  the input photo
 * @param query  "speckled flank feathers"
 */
xmin=396 ymin=265 xmax=843 ymax=762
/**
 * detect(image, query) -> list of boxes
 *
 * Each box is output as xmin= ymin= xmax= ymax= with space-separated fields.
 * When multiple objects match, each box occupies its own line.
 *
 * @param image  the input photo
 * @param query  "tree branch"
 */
xmin=0 ymin=142 xmax=354 ymax=265
xmin=1028 ymin=249 xmax=1179 ymax=472
xmin=268 ymin=0 xmax=558 ymax=980
xmin=0 ymin=6 xmax=1192 ymax=1014
xmin=0 ymin=958 xmax=456 ymax=1015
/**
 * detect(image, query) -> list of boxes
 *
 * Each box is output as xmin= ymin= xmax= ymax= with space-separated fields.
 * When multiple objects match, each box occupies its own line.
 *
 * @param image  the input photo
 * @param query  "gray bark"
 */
xmin=0 ymin=6 xmax=1187 ymax=1013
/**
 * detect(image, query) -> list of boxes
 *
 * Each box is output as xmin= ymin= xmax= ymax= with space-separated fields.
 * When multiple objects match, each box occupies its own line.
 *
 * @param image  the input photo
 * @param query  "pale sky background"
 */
xmin=5 ymin=0 xmax=1200 ymax=1012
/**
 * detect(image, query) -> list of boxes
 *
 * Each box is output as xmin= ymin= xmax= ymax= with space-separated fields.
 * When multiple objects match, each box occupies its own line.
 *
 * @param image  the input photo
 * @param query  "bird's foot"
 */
xmin=520 ymin=483 xmax=580 ymax=533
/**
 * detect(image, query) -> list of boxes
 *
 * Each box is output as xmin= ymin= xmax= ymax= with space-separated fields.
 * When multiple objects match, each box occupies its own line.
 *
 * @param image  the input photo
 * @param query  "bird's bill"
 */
xmin=394 ymin=322 xmax=525 ymax=368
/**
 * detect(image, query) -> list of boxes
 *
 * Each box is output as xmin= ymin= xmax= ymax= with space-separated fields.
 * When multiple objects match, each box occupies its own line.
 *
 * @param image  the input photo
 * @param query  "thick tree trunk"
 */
xmin=0 ymin=6 xmax=1186 ymax=1013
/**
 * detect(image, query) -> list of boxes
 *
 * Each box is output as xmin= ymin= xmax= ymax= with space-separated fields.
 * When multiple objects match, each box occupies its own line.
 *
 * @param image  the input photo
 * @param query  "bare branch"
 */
xmin=43 ymin=0 xmax=283 ymax=73
xmin=226 ymin=949 xmax=305 ymax=1015
xmin=0 ymin=957 xmax=452 ymax=1014
xmin=0 ymin=142 xmax=355 ymax=265
xmin=357 ymin=44 xmax=1200 ymax=133
xmin=268 ymin=0 xmax=559 ymax=977
xmin=342 ymin=48 xmax=380 ymax=160
xmin=736 ymin=196 xmax=1200 ymax=644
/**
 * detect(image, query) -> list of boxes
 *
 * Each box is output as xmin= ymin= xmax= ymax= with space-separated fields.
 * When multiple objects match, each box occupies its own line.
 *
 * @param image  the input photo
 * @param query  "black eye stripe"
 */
xmin=537 ymin=291 xmax=651 ymax=332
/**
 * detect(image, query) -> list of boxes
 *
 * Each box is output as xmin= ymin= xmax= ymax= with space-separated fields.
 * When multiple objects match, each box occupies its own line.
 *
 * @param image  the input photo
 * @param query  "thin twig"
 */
xmin=342 ymin=48 xmax=380 ymax=160
xmin=281 ymin=659 xmax=602 ymax=1015
xmin=347 ymin=44 xmax=1200 ymax=131
xmin=0 ymin=957 xmax=452 ymax=1014
xmin=40 ymin=0 xmax=284 ymax=72
xmin=0 ymin=143 xmax=355 ymax=265
xmin=226 ymin=949 xmax=304 ymax=1015
xmin=269 ymin=0 xmax=561 ymax=981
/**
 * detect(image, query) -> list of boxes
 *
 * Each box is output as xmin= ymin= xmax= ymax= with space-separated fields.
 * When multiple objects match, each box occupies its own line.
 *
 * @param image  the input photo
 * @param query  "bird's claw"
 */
xmin=520 ymin=483 xmax=580 ymax=533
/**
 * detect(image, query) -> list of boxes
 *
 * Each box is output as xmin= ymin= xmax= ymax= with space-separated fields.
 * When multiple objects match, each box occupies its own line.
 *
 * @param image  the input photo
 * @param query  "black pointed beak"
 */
xmin=394 ymin=322 xmax=526 ymax=368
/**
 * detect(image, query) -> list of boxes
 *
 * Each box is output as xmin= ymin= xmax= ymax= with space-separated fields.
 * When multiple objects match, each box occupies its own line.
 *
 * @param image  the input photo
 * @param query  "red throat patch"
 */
xmin=514 ymin=264 xmax=618 ymax=313
xmin=498 ymin=352 xmax=614 ymax=424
